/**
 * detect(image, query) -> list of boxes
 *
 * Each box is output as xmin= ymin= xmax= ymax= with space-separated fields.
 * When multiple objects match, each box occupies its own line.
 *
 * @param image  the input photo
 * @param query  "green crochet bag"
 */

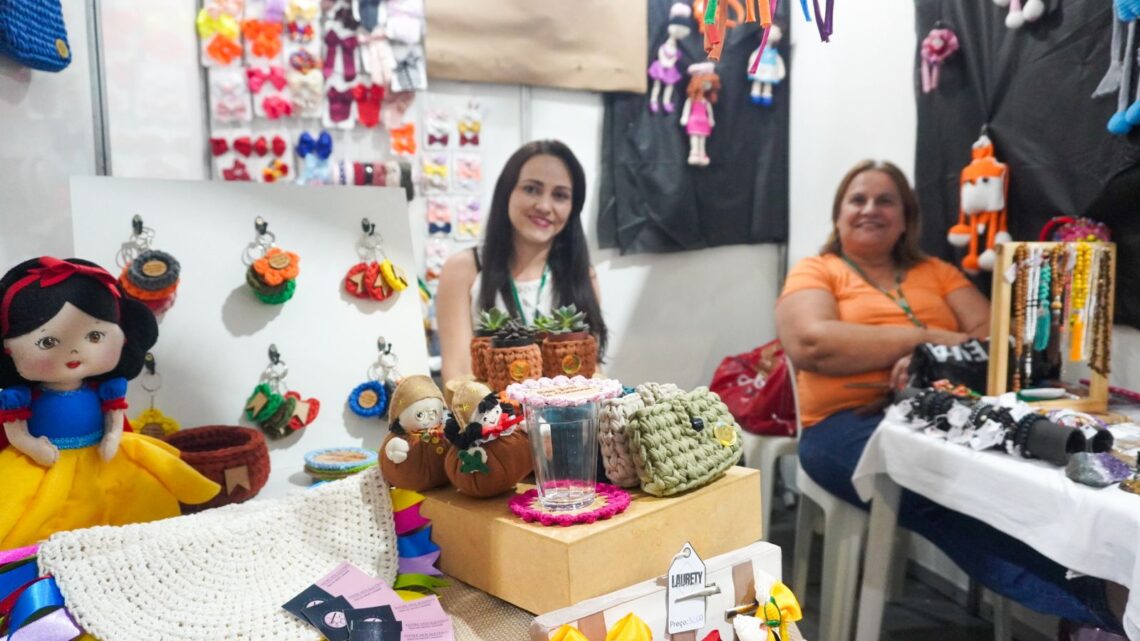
xmin=628 ymin=386 xmax=743 ymax=497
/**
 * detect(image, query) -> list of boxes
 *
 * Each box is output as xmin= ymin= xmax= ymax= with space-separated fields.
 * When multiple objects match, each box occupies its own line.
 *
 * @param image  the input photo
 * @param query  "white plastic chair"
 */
xmin=737 ymin=354 xmax=799 ymax=540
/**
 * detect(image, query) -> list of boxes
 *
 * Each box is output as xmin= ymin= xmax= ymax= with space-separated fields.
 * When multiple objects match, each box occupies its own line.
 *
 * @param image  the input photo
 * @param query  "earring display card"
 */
xmin=71 ymin=176 xmax=429 ymax=499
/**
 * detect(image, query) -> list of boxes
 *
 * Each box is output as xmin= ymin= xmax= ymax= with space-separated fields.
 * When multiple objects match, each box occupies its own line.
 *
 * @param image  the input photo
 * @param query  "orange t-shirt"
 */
xmin=780 ymin=254 xmax=973 ymax=427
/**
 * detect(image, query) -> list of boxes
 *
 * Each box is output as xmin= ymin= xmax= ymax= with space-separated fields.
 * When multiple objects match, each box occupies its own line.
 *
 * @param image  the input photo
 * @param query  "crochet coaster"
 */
xmin=508 ymin=483 xmax=630 ymax=527
xmin=304 ymin=447 xmax=378 ymax=481
xmin=505 ymin=376 xmax=624 ymax=408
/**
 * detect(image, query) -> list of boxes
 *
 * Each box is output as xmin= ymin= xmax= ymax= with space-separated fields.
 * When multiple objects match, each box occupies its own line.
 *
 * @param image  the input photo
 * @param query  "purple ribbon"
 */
xmin=748 ymin=0 xmax=782 ymax=75
xmin=811 ymin=0 xmax=834 ymax=42
xmin=8 ymin=608 xmax=82 ymax=641
xmin=398 ymin=551 xmax=443 ymax=577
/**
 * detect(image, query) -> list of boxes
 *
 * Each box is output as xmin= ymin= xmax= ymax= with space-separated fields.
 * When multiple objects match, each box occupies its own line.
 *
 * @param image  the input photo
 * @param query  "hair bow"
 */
xmin=335 ymin=6 xmax=360 ymax=29
xmin=233 ymin=136 xmax=253 ymax=156
xmin=262 ymin=95 xmax=294 ymax=119
xmin=422 ymin=162 xmax=447 ymax=179
xmin=920 ymin=27 xmax=959 ymax=93
xmin=287 ymin=21 xmax=314 ymax=42
xmin=296 ymin=131 xmax=315 ymax=158
xmin=425 ymin=240 xmax=448 ymax=264
xmin=209 ymin=137 xmax=228 ymax=156
xmin=459 ymin=132 xmax=480 ymax=147
xmin=223 ymin=159 xmax=251 ymax=181
xmin=214 ymin=98 xmax=249 ymax=121
xmin=271 ymin=135 xmax=287 ymax=157
xmin=457 ymin=198 xmax=481 ymax=222
xmin=242 ymin=19 xmax=283 ymax=59
xmin=390 ymin=123 xmax=417 ymax=155
xmin=196 ymin=9 xmax=239 ymax=40
xmin=392 ymin=50 xmax=425 ymax=90
xmin=263 ymin=159 xmax=290 ymax=183
xmin=426 ymin=133 xmax=449 ymax=147
xmin=289 ymin=50 xmax=318 ymax=73
xmin=247 ymin=66 xmax=287 ymax=93
xmin=456 ymin=158 xmax=481 ymax=181
xmin=455 ymin=221 xmax=481 ymax=239
xmin=1 ymin=259 xmax=121 ymax=336
xmin=285 ymin=0 xmax=318 ymax=22
xmin=206 ymin=34 xmax=243 ymax=65
xmin=428 ymin=222 xmax=452 ymax=236
xmin=733 ymin=580 xmax=803 ymax=641
xmin=426 ymin=199 xmax=451 ymax=223
xmin=457 ymin=120 xmax=481 ymax=136
xmin=204 ymin=0 xmax=243 ymax=19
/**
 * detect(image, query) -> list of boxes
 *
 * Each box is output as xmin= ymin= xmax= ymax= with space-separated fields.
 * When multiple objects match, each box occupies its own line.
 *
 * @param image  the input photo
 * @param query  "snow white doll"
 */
xmin=0 ymin=257 xmax=220 ymax=548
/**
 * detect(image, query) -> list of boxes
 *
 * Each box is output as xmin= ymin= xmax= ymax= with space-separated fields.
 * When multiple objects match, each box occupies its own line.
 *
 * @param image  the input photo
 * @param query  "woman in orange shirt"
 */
xmin=776 ymin=160 xmax=1120 ymax=629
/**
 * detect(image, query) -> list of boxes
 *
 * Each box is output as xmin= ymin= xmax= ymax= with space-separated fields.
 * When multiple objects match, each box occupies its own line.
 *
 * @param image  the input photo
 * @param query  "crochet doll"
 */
xmin=946 ymin=134 xmax=1010 ymax=274
xmin=679 ymin=62 xmax=720 ymax=166
xmin=379 ymin=374 xmax=450 ymax=491
xmin=648 ymin=3 xmax=693 ymax=114
xmin=747 ymin=23 xmax=785 ymax=106
xmin=0 ymin=257 xmax=220 ymax=548
xmin=443 ymin=381 xmax=531 ymax=498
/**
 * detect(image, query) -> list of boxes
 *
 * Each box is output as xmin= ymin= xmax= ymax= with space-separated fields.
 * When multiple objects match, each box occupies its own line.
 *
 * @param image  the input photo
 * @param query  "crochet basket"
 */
xmin=164 ymin=425 xmax=271 ymax=512
xmin=487 ymin=343 xmax=542 ymax=391
xmin=628 ymin=386 xmax=743 ymax=497
xmin=0 ymin=0 xmax=72 ymax=72
xmin=470 ymin=335 xmax=492 ymax=382
xmin=598 ymin=383 xmax=683 ymax=488
xmin=541 ymin=333 xmax=598 ymax=378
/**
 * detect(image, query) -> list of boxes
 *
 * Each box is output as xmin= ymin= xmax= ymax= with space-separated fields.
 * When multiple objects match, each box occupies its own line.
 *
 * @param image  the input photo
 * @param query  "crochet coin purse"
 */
xmin=627 ymin=386 xmax=743 ymax=496
xmin=598 ymin=383 xmax=683 ymax=488
xmin=0 ymin=0 xmax=72 ymax=71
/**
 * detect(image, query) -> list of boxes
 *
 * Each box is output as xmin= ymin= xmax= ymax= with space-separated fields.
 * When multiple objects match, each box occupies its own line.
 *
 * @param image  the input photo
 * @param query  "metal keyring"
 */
xmin=140 ymin=372 xmax=163 ymax=394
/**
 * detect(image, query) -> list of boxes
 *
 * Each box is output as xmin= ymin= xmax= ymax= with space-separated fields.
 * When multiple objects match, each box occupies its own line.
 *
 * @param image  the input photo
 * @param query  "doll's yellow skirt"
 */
xmin=0 ymin=433 xmax=220 ymax=548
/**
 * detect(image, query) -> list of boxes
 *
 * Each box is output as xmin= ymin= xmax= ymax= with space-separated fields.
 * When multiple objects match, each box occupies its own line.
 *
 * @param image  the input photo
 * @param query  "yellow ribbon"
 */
xmin=760 ymin=581 xmax=803 ymax=641
xmin=604 ymin=612 xmax=652 ymax=641
xmin=195 ymin=9 xmax=239 ymax=40
xmin=422 ymin=163 xmax=447 ymax=178
xmin=551 ymin=624 xmax=590 ymax=641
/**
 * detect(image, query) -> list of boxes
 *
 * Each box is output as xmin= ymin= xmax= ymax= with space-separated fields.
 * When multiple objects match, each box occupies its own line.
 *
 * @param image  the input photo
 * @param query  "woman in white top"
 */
xmin=436 ymin=140 xmax=607 ymax=384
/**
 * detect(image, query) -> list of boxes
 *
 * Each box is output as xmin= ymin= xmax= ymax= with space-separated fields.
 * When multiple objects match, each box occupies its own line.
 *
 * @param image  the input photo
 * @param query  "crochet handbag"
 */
xmin=0 ymin=0 xmax=72 ymax=72
xmin=598 ymin=383 xmax=682 ymax=488
xmin=628 ymin=386 xmax=743 ymax=497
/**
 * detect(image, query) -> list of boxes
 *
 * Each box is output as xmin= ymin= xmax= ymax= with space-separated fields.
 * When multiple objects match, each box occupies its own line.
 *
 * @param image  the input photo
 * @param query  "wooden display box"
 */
xmin=419 ymin=467 xmax=762 ymax=614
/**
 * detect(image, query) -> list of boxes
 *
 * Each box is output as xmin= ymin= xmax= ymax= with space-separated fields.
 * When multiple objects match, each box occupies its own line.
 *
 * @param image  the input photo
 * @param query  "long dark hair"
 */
xmin=0 ymin=257 xmax=158 ymax=388
xmin=820 ymin=160 xmax=927 ymax=269
xmin=478 ymin=140 xmax=608 ymax=357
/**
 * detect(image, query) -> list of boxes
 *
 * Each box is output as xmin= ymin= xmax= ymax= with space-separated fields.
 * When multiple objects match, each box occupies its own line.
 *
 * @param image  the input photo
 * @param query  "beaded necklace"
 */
xmin=1034 ymin=248 xmax=1052 ymax=352
xmin=1069 ymin=242 xmax=1091 ymax=362
xmin=1011 ymin=244 xmax=1029 ymax=391
xmin=1046 ymin=246 xmax=1064 ymax=365
xmin=1090 ymin=246 xmax=1113 ymax=376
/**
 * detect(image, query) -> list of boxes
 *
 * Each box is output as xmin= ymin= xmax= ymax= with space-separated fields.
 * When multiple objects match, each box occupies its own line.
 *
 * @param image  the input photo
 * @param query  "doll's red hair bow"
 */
xmin=1 ymin=258 xmax=120 ymax=336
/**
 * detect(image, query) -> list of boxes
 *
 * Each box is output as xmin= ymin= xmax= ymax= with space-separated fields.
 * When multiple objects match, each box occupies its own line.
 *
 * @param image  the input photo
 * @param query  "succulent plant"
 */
xmin=476 ymin=308 xmax=511 ymax=333
xmin=531 ymin=311 xmax=558 ymax=333
xmin=493 ymin=319 xmax=536 ymax=346
xmin=550 ymin=304 xmax=589 ymax=334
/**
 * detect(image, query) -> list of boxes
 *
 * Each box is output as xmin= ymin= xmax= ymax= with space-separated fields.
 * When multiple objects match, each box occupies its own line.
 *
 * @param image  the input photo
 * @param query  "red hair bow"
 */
xmin=1 ymin=258 xmax=120 ymax=336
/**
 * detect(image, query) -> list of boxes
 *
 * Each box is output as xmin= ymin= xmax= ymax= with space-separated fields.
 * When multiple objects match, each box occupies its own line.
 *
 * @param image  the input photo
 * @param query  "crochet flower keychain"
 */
xmin=347 ymin=337 xmax=402 ymax=418
xmin=243 ymin=216 xmax=301 ymax=304
xmin=919 ymin=24 xmax=958 ymax=94
xmin=116 ymin=215 xmax=181 ymax=316
xmin=129 ymin=353 xmax=180 ymax=439
xmin=343 ymin=217 xmax=409 ymax=301
xmin=244 ymin=344 xmax=321 ymax=439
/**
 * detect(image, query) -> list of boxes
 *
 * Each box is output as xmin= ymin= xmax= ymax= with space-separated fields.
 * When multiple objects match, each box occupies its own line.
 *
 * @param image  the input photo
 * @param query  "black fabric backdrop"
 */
xmin=913 ymin=0 xmax=1140 ymax=326
xmin=597 ymin=0 xmax=790 ymax=254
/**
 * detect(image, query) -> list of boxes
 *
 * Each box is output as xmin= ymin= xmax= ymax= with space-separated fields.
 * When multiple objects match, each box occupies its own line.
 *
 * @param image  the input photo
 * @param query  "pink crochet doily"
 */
xmin=508 ymin=483 xmax=631 ymax=527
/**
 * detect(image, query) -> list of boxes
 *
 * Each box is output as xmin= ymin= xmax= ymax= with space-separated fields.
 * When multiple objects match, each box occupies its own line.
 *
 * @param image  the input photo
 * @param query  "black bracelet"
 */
xmin=1015 ymin=413 xmax=1038 ymax=458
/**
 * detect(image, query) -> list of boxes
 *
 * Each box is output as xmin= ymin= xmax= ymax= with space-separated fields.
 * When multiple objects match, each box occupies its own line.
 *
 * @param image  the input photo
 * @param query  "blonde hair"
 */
xmin=819 ymin=160 xmax=927 ymax=269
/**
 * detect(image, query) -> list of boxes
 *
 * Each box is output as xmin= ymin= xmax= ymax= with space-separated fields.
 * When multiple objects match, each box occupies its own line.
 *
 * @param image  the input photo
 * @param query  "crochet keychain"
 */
xmin=993 ymin=0 xmax=1045 ymax=29
xmin=1096 ymin=0 xmax=1140 ymax=135
xmin=128 ymin=353 xmax=180 ymax=439
xmin=243 ymin=216 xmax=301 ymax=304
xmin=347 ymin=337 xmax=401 ymax=418
xmin=115 ymin=215 xmax=181 ymax=316
xmin=648 ymin=3 xmax=693 ymax=114
xmin=947 ymin=132 xmax=1010 ymax=275
xmin=919 ymin=24 xmax=958 ymax=93
xmin=343 ymin=217 xmax=409 ymax=301
xmin=747 ymin=23 xmax=785 ymax=106
xmin=244 ymin=344 xmax=320 ymax=439
xmin=680 ymin=62 xmax=720 ymax=166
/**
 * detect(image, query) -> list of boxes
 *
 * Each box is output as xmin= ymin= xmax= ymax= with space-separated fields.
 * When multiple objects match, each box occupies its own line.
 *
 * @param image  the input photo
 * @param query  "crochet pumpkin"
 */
xmin=379 ymin=375 xmax=450 ymax=492
xmin=443 ymin=381 xmax=532 ymax=498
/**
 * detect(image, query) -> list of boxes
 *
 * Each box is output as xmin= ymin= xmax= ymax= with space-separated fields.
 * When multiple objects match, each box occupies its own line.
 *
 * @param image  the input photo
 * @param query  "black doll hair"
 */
xmin=443 ymin=393 xmax=504 ymax=449
xmin=475 ymin=393 xmax=499 ymax=417
xmin=0 ymin=257 xmax=159 ymax=388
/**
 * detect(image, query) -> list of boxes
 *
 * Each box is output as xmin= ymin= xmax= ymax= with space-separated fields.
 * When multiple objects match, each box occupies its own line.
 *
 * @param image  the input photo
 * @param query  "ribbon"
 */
xmin=247 ymin=66 xmax=286 ymax=93
xmin=6 ymin=578 xmax=64 ymax=636
xmin=0 ymin=560 xmax=37 ymax=604
xmin=196 ymin=9 xmax=239 ymax=40
xmin=8 ymin=607 xmax=82 ymax=641
xmin=392 ymin=574 xmax=448 ymax=593
xmin=396 ymin=526 xmax=439 ymax=558
xmin=427 ymin=134 xmax=448 ymax=146
xmin=427 ymin=223 xmax=452 ymax=236
xmin=1 ymin=258 xmax=121 ymax=337
xmin=0 ymin=548 xmax=36 ymax=568
xmin=811 ymin=0 xmax=834 ymax=41
xmin=393 ymin=51 xmax=424 ymax=90
xmin=397 ymin=551 xmax=442 ymax=576
xmin=551 ymin=625 xmax=589 ymax=641
xmin=604 ymin=612 xmax=652 ymax=641
xmin=759 ymin=581 xmax=803 ymax=641
xmin=242 ymin=20 xmax=283 ymax=59
xmin=390 ymin=488 xmax=424 ymax=513
xmin=214 ymin=98 xmax=249 ymax=121
xmin=393 ymin=503 xmax=430 ymax=535
xmin=206 ymin=35 xmax=242 ymax=65
xmin=747 ymin=0 xmax=781 ymax=75
xmin=389 ymin=124 xmax=417 ymax=155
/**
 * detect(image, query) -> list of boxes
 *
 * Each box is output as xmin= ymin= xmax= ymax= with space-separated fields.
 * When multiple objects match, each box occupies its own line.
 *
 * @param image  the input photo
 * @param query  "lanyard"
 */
xmin=508 ymin=265 xmax=548 ymax=326
xmin=841 ymin=255 xmax=925 ymax=328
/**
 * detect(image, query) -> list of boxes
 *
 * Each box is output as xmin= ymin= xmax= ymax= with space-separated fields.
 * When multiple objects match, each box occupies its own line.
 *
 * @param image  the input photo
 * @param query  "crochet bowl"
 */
xmin=163 ymin=425 xmax=271 ymax=512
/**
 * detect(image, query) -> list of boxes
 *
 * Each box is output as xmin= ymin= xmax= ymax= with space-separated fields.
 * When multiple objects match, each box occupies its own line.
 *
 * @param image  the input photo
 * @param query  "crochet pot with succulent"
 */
xmin=541 ymin=305 xmax=598 ymax=379
xmin=379 ymin=375 xmax=450 ymax=492
xmin=487 ymin=319 xmax=542 ymax=391
xmin=471 ymin=308 xmax=509 ymax=383
xmin=443 ymin=380 xmax=531 ymax=498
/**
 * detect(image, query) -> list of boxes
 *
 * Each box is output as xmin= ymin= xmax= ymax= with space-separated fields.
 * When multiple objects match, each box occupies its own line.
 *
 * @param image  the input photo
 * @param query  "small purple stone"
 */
xmin=1066 ymin=452 xmax=1133 ymax=488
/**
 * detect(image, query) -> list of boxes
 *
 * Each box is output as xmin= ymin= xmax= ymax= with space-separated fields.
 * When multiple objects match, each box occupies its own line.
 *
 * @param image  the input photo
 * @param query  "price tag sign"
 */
xmin=666 ymin=542 xmax=707 ymax=634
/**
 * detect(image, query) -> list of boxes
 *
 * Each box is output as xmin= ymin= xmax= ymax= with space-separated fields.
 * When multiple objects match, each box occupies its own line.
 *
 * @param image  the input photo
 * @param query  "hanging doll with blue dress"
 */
xmin=747 ymin=23 xmax=785 ymax=106
xmin=647 ymin=3 xmax=694 ymax=114
xmin=0 ymin=257 xmax=220 ymax=548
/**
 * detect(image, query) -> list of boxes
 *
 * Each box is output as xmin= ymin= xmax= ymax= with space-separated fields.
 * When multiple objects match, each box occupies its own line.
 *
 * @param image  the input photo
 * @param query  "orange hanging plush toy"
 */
xmin=947 ymin=134 xmax=1010 ymax=275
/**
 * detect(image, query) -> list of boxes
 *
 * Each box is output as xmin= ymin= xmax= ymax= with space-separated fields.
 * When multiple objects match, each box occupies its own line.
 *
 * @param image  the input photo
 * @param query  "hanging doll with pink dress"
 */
xmin=679 ymin=62 xmax=720 ymax=166
xmin=648 ymin=3 xmax=693 ymax=114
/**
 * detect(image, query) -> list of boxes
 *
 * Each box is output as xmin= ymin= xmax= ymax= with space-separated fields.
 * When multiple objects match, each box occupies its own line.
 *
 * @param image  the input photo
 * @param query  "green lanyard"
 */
xmin=841 ymin=255 xmax=925 ymax=328
xmin=509 ymin=265 xmax=548 ymax=326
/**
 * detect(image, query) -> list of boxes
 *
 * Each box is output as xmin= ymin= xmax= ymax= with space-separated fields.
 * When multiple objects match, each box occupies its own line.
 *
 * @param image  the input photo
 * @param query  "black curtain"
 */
xmin=913 ymin=0 xmax=1140 ymax=326
xmin=598 ymin=0 xmax=790 ymax=255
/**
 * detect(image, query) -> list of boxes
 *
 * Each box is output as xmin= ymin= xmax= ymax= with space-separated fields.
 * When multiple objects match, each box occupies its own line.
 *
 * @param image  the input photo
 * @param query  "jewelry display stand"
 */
xmin=986 ymin=241 xmax=1116 ymax=412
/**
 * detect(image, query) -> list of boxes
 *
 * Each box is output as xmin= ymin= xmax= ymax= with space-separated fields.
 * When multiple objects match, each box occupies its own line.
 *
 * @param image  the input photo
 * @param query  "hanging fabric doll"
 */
xmin=443 ymin=380 xmax=531 ymax=498
xmin=0 ymin=257 xmax=220 ymax=548
xmin=946 ymin=134 xmax=1010 ymax=275
xmin=993 ymin=0 xmax=1045 ymax=29
xmin=379 ymin=375 xmax=450 ymax=492
xmin=919 ymin=26 xmax=958 ymax=93
xmin=680 ymin=62 xmax=720 ymax=166
xmin=1101 ymin=0 xmax=1140 ymax=135
xmin=747 ymin=24 xmax=785 ymax=106
xmin=648 ymin=3 xmax=694 ymax=114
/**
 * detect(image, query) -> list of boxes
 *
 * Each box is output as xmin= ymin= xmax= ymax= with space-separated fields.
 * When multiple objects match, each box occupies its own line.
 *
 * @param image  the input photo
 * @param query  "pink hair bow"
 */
xmin=920 ymin=28 xmax=959 ymax=93
xmin=247 ymin=66 xmax=287 ymax=93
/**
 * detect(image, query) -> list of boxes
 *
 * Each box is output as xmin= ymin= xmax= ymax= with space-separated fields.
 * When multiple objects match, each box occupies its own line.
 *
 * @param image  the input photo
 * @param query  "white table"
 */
xmin=850 ymin=413 xmax=1140 ymax=641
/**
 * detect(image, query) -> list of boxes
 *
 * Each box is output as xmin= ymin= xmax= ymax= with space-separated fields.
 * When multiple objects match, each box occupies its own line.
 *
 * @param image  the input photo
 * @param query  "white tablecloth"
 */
xmin=852 ymin=414 xmax=1140 ymax=640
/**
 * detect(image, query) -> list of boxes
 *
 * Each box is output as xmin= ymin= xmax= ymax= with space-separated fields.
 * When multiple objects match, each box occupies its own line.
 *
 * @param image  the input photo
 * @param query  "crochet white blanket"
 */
xmin=39 ymin=467 xmax=398 ymax=641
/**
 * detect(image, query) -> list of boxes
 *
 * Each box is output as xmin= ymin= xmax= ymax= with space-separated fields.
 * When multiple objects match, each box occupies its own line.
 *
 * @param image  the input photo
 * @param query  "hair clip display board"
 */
xmin=70 ymin=177 xmax=429 ymax=499
xmin=986 ymin=241 xmax=1116 ymax=412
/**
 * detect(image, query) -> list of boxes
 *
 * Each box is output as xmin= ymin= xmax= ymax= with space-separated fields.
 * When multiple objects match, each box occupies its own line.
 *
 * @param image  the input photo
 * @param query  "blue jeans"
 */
xmin=798 ymin=409 xmax=1121 ymax=630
